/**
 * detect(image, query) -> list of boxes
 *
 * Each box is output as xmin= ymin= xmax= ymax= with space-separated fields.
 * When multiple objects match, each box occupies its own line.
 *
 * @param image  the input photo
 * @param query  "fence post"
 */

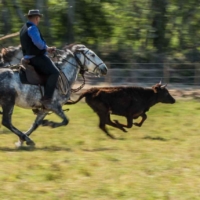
xmin=163 ymin=63 xmax=170 ymax=83
xmin=105 ymin=62 xmax=112 ymax=86
xmin=194 ymin=63 xmax=200 ymax=86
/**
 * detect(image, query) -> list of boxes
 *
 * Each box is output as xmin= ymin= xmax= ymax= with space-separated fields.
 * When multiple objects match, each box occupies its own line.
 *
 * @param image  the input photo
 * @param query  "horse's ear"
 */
xmin=66 ymin=49 xmax=74 ymax=57
xmin=75 ymin=44 xmax=86 ymax=52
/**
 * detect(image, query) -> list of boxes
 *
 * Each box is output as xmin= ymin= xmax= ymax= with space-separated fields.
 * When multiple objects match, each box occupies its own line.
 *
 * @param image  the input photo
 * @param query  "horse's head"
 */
xmin=1 ymin=45 xmax=22 ymax=66
xmin=66 ymin=44 xmax=108 ymax=76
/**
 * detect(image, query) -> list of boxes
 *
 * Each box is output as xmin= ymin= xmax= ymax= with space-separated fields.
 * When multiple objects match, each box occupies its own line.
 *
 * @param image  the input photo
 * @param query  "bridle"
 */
xmin=54 ymin=48 xmax=104 ymax=93
xmin=57 ymin=48 xmax=104 ymax=75
xmin=75 ymin=49 xmax=104 ymax=75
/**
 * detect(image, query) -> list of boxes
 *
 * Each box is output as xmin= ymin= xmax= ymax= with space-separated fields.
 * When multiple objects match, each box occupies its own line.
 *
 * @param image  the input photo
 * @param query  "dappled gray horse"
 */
xmin=0 ymin=45 xmax=22 ymax=67
xmin=0 ymin=44 xmax=107 ymax=147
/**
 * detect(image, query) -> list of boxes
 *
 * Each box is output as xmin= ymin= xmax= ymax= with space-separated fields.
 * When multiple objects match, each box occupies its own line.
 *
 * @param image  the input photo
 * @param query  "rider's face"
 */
xmin=35 ymin=16 xmax=41 ymax=25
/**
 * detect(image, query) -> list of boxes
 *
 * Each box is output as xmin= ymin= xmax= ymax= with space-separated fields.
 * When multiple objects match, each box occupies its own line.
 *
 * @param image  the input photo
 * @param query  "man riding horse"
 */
xmin=20 ymin=9 xmax=59 ymax=110
xmin=0 ymin=9 xmax=107 ymax=147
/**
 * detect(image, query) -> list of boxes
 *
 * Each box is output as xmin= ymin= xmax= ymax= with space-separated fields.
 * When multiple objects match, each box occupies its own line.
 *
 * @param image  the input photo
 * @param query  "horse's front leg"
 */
xmin=15 ymin=111 xmax=48 ymax=147
xmin=42 ymin=104 xmax=69 ymax=128
xmin=25 ymin=111 xmax=48 ymax=136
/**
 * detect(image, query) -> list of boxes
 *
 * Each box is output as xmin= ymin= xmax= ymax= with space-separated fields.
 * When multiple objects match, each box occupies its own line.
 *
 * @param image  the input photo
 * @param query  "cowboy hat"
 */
xmin=24 ymin=9 xmax=43 ymax=17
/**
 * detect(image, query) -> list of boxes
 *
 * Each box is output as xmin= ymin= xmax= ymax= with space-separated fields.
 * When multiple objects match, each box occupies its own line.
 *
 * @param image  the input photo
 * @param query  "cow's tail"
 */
xmin=65 ymin=91 xmax=88 ymax=105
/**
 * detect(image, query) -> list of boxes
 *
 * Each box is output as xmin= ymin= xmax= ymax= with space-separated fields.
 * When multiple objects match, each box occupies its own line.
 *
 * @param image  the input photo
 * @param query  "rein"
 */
xmin=54 ymin=49 xmax=86 ymax=94
xmin=71 ymin=73 xmax=85 ymax=93
xmin=54 ymin=47 xmax=102 ymax=94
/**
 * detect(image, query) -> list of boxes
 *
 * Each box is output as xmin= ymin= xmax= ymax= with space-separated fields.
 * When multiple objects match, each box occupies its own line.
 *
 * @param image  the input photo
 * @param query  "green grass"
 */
xmin=0 ymin=99 xmax=200 ymax=200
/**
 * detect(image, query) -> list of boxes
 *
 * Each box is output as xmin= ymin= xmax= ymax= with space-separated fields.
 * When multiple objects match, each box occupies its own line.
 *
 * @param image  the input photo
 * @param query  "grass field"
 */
xmin=0 ymin=99 xmax=200 ymax=200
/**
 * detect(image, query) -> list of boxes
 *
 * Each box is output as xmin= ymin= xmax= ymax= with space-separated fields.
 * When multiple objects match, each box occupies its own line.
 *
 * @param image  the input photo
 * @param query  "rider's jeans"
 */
xmin=29 ymin=55 xmax=60 ymax=99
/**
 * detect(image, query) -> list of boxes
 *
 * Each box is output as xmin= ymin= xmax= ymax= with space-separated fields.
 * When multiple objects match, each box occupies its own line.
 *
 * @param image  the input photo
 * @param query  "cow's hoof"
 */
xmin=133 ymin=123 xmax=141 ymax=127
xmin=122 ymin=128 xmax=127 ymax=133
xmin=107 ymin=134 xmax=116 ymax=139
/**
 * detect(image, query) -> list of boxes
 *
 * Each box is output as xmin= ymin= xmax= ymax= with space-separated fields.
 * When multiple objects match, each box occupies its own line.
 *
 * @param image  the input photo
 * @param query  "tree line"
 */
xmin=1 ymin=0 xmax=200 ymax=67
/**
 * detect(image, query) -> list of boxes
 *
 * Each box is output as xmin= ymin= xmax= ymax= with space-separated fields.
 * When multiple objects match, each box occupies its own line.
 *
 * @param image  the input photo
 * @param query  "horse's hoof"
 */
xmin=51 ymin=123 xmax=57 ymax=128
xmin=42 ymin=119 xmax=49 ymax=126
xmin=15 ymin=140 xmax=23 ymax=148
xmin=26 ymin=140 xmax=35 ymax=146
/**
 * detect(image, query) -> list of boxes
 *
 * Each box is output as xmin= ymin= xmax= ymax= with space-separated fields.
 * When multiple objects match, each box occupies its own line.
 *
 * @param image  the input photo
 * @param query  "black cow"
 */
xmin=67 ymin=82 xmax=175 ymax=139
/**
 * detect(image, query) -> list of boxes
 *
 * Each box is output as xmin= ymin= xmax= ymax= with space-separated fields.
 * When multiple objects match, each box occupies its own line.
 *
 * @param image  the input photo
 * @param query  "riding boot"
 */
xmin=40 ymin=96 xmax=54 ymax=110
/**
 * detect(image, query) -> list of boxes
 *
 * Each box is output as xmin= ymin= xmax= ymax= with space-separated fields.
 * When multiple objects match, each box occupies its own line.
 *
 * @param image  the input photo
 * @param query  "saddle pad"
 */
xmin=19 ymin=65 xmax=46 ymax=86
xmin=19 ymin=70 xmax=29 ymax=84
xmin=25 ymin=65 xmax=46 ymax=85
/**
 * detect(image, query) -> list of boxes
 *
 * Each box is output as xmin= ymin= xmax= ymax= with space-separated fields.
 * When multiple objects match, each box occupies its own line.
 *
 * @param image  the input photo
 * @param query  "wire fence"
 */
xmin=75 ymin=63 xmax=200 ymax=89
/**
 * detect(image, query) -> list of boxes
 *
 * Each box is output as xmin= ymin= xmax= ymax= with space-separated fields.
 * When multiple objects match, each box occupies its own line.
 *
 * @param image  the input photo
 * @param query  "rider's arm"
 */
xmin=27 ymin=25 xmax=47 ymax=50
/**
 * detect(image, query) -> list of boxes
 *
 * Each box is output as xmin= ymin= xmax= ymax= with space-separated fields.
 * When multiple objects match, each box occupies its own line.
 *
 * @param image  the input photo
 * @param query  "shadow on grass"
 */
xmin=143 ymin=135 xmax=168 ymax=141
xmin=81 ymin=147 xmax=118 ymax=152
xmin=0 ymin=146 xmax=72 ymax=152
xmin=0 ymin=146 xmax=120 ymax=152
xmin=0 ymin=129 xmax=13 ymax=134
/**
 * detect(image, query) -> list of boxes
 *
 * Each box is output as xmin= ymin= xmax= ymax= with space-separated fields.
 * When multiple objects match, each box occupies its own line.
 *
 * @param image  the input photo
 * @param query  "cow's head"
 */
xmin=152 ymin=81 xmax=175 ymax=104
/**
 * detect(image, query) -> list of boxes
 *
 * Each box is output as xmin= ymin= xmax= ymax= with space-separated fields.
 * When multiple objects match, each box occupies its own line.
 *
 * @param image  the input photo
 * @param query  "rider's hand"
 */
xmin=47 ymin=46 xmax=56 ymax=53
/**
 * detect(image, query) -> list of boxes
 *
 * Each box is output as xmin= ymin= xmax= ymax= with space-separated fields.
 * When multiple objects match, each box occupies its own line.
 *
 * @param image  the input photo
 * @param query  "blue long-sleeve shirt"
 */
xmin=24 ymin=21 xmax=48 ymax=59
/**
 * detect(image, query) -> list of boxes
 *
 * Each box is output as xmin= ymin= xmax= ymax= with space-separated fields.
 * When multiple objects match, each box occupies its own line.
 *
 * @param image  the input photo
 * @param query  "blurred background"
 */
xmin=1 ymin=0 xmax=200 ymax=88
xmin=1 ymin=2 xmax=200 ymax=199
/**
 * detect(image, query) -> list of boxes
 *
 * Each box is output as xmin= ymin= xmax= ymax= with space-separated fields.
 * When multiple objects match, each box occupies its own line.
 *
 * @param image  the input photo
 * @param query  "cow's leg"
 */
xmin=1 ymin=104 xmax=35 ymax=147
xmin=41 ymin=104 xmax=69 ymax=128
xmin=97 ymin=112 xmax=116 ymax=139
xmin=86 ymin=99 xmax=126 ymax=138
xmin=114 ymin=111 xmax=146 ymax=128
xmin=96 ymin=112 xmax=127 ymax=139
xmin=105 ymin=114 xmax=127 ymax=132
xmin=113 ymin=115 xmax=133 ymax=128
xmin=133 ymin=113 xmax=147 ymax=127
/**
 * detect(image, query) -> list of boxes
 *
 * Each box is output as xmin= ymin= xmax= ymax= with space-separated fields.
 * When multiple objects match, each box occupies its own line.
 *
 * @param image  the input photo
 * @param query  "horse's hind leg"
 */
xmin=41 ymin=104 xmax=69 ymax=128
xmin=1 ymin=104 xmax=35 ymax=147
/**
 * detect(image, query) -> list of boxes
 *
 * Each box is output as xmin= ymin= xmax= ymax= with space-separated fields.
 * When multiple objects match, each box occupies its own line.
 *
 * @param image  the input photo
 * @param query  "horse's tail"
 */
xmin=65 ymin=91 xmax=88 ymax=105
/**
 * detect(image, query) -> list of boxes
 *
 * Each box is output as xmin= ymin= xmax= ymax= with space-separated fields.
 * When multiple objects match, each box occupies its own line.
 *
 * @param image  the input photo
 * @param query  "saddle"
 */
xmin=20 ymin=59 xmax=47 ymax=85
xmin=19 ymin=58 xmax=68 ymax=95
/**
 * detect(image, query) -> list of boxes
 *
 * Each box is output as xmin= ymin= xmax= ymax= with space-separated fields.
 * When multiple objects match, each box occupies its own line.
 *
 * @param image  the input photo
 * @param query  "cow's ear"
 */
xmin=152 ymin=86 xmax=158 ymax=93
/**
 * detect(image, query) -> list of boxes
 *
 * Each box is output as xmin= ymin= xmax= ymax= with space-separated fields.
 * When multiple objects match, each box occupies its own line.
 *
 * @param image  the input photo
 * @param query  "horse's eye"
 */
xmin=91 ymin=54 xmax=95 ymax=57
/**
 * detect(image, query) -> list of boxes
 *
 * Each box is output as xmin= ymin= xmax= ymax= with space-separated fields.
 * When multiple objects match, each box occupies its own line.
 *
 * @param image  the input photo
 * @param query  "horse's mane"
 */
xmin=63 ymin=43 xmax=86 ymax=53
